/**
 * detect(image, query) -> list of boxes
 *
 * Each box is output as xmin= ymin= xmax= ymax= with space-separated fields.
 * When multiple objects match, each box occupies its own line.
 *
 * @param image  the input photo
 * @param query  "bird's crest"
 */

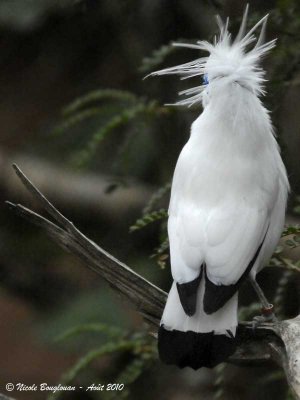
xmin=148 ymin=5 xmax=276 ymax=106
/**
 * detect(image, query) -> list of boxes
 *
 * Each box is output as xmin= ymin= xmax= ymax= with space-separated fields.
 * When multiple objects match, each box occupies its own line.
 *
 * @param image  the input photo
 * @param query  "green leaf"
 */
xmin=129 ymin=209 xmax=168 ymax=232
xmin=142 ymin=182 xmax=171 ymax=215
xmin=139 ymin=38 xmax=201 ymax=73
xmin=282 ymin=225 xmax=300 ymax=236
xmin=52 ymin=107 xmax=105 ymax=136
xmin=48 ymin=340 xmax=134 ymax=400
xmin=74 ymin=102 xmax=157 ymax=167
xmin=63 ymin=89 xmax=138 ymax=116
xmin=55 ymin=323 xmax=123 ymax=343
xmin=139 ymin=41 xmax=177 ymax=73
xmin=271 ymin=256 xmax=300 ymax=273
xmin=104 ymin=358 xmax=146 ymax=400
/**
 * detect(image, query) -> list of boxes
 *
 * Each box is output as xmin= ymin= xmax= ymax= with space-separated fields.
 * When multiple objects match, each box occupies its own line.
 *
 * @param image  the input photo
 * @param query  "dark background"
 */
xmin=0 ymin=1 xmax=299 ymax=399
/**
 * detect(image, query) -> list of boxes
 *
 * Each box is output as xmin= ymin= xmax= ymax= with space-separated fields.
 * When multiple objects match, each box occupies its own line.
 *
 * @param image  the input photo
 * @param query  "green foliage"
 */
xmin=213 ymin=363 xmax=226 ymax=400
xmin=62 ymin=89 xmax=138 ymax=117
xmin=48 ymin=325 xmax=157 ymax=400
xmin=270 ymin=254 xmax=300 ymax=273
xmin=49 ymin=340 xmax=132 ymax=400
xmin=129 ymin=209 xmax=168 ymax=232
xmin=52 ymin=85 xmax=176 ymax=178
xmin=55 ymin=323 xmax=122 ymax=343
xmin=281 ymin=225 xmax=300 ymax=254
xmin=142 ymin=182 xmax=171 ymax=215
xmin=130 ymin=182 xmax=171 ymax=268
xmin=54 ymin=89 xmax=139 ymax=142
xmin=150 ymin=237 xmax=169 ymax=269
xmin=139 ymin=38 xmax=203 ymax=74
xmin=106 ymin=334 xmax=156 ymax=400
xmin=284 ymin=236 xmax=300 ymax=249
xmin=74 ymin=101 xmax=158 ymax=168
xmin=274 ymin=270 xmax=294 ymax=318
xmin=267 ymin=224 xmax=300 ymax=274
xmin=281 ymin=224 xmax=300 ymax=236
xmin=139 ymin=41 xmax=178 ymax=73
xmin=53 ymin=106 xmax=109 ymax=136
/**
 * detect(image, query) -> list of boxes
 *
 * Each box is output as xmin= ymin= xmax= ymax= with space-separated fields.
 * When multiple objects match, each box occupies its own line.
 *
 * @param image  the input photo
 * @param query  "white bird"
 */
xmin=149 ymin=5 xmax=289 ymax=369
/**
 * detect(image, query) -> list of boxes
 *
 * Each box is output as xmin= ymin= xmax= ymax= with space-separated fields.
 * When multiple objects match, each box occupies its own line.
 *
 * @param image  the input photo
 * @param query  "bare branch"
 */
xmin=6 ymin=165 xmax=300 ymax=399
xmin=1 ymin=151 xmax=153 ymax=222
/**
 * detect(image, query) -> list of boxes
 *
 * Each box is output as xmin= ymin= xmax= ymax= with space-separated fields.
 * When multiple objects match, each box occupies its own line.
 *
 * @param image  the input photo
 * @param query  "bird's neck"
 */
xmin=192 ymin=84 xmax=273 ymax=156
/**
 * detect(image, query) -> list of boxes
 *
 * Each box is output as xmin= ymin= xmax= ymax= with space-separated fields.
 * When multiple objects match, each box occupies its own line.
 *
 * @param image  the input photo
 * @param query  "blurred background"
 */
xmin=0 ymin=0 xmax=299 ymax=399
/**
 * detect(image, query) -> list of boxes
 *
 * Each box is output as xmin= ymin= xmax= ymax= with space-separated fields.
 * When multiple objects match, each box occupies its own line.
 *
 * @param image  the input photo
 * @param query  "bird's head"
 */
xmin=148 ymin=5 xmax=276 ymax=108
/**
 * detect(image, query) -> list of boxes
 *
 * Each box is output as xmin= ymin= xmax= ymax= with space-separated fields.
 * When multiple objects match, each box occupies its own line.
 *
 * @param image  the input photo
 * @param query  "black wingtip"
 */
xmin=158 ymin=325 xmax=236 ymax=369
xmin=203 ymin=229 xmax=268 ymax=314
xmin=176 ymin=270 xmax=202 ymax=316
xmin=203 ymin=274 xmax=235 ymax=315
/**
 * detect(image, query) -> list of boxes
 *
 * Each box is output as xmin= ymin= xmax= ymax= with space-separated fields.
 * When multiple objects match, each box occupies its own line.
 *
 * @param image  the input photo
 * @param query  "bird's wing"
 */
xmin=168 ymin=198 xmax=270 ymax=314
xmin=168 ymin=211 xmax=205 ymax=284
xmin=169 ymin=198 xmax=269 ymax=281
xmin=202 ymin=202 xmax=270 ymax=314
xmin=205 ymin=202 xmax=269 ymax=285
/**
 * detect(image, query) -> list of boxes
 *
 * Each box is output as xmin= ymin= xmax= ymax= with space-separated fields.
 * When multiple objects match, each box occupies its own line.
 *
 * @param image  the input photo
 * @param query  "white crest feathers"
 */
xmin=149 ymin=5 xmax=276 ymax=106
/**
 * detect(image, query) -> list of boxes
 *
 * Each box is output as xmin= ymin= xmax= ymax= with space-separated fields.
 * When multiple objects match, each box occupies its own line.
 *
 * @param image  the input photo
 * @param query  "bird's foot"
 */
xmin=252 ymin=304 xmax=277 ymax=332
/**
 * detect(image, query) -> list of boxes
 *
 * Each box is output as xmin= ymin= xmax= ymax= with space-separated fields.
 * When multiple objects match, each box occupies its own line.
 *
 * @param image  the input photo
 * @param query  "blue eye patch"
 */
xmin=203 ymin=74 xmax=209 ymax=85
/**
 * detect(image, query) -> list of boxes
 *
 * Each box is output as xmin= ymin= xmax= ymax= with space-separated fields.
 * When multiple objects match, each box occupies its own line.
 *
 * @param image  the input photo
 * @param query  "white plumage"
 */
xmin=151 ymin=6 xmax=290 ymax=369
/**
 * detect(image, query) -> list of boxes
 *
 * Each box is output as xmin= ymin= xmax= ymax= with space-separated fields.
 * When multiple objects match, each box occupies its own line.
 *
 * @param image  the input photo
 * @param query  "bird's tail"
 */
xmin=158 ymin=279 xmax=238 ymax=369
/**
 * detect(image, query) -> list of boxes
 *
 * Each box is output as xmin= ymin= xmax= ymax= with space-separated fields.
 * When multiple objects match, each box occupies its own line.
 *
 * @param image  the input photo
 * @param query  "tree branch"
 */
xmin=1 ymin=150 xmax=153 ymax=222
xmin=5 ymin=164 xmax=300 ymax=400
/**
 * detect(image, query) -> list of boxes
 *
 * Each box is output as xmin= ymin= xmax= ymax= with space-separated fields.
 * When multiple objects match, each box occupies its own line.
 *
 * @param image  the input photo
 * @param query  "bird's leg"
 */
xmin=250 ymin=276 xmax=273 ymax=311
xmin=249 ymin=276 xmax=277 ymax=328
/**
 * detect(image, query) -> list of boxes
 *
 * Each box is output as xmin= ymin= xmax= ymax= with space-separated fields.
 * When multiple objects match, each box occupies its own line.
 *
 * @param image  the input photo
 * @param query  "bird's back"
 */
xmin=168 ymin=89 xmax=288 ymax=284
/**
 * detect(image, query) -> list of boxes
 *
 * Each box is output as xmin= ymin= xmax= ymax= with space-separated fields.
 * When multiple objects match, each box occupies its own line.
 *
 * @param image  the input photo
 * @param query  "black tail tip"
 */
xmin=158 ymin=325 xmax=236 ymax=370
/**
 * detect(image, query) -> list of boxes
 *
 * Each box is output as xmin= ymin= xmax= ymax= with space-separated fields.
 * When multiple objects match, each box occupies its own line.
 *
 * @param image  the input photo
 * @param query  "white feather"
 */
xmin=155 ymin=8 xmax=289 ymax=337
xmin=149 ymin=7 xmax=276 ymax=106
xmin=168 ymin=83 xmax=288 ymax=287
xmin=161 ymin=281 xmax=238 ymax=335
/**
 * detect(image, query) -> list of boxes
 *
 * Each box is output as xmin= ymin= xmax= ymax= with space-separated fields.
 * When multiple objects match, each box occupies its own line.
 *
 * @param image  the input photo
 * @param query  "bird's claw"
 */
xmin=252 ymin=304 xmax=277 ymax=332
